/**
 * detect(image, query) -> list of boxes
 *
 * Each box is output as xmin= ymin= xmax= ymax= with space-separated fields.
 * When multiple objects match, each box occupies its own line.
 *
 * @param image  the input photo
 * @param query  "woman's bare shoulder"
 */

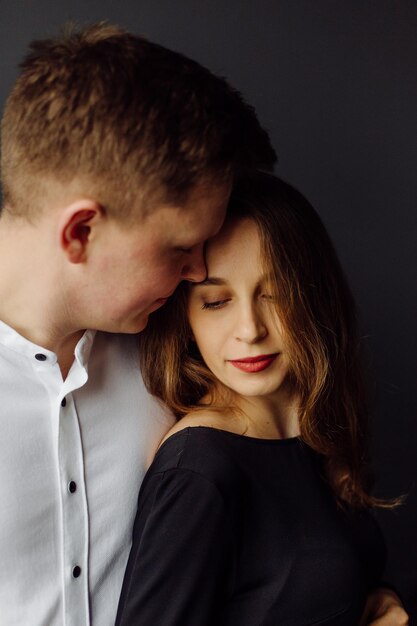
xmin=158 ymin=408 xmax=238 ymax=448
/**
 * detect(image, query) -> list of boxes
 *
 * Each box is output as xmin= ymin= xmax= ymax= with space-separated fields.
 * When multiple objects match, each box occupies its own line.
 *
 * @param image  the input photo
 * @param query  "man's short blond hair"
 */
xmin=1 ymin=23 xmax=276 ymax=221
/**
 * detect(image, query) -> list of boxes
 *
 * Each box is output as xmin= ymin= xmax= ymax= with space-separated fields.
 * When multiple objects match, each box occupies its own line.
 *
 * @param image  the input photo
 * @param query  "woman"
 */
xmin=116 ymin=173 xmax=405 ymax=625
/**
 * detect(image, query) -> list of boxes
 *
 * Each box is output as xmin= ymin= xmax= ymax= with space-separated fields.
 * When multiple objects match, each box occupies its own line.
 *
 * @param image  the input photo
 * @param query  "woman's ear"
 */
xmin=59 ymin=200 xmax=103 ymax=263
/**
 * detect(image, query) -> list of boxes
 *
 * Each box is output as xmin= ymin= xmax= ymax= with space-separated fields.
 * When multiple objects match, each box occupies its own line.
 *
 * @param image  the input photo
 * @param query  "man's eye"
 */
xmin=201 ymin=299 xmax=230 ymax=310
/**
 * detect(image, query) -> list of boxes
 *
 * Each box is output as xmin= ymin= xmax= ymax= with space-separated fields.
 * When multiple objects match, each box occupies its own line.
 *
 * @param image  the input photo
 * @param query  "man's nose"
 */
xmin=180 ymin=244 xmax=207 ymax=283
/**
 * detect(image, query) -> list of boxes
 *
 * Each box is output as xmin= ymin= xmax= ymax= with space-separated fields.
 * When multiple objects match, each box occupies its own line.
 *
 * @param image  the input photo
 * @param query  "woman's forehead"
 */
xmin=206 ymin=217 xmax=259 ymax=256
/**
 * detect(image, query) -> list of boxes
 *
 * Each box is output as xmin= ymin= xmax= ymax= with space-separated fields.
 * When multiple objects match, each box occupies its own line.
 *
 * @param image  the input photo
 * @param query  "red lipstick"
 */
xmin=228 ymin=354 xmax=279 ymax=373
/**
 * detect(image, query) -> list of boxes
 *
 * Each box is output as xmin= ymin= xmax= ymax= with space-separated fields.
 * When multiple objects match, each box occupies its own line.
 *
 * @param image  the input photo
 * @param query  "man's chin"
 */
xmin=108 ymin=303 xmax=166 ymax=334
xmin=129 ymin=315 xmax=149 ymax=334
xmin=111 ymin=314 xmax=149 ymax=335
xmin=132 ymin=300 xmax=168 ymax=333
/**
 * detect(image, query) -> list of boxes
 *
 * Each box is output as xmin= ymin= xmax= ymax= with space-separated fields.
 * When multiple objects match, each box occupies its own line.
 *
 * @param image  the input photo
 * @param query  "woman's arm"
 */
xmin=359 ymin=588 xmax=409 ymax=625
xmin=116 ymin=468 xmax=233 ymax=626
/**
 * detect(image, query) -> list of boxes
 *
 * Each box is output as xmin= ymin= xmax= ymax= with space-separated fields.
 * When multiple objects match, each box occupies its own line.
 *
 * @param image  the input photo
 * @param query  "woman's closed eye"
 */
xmin=200 ymin=293 xmax=275 ymax=310
xmin=201 ymin=299 xmax=231 ymax=310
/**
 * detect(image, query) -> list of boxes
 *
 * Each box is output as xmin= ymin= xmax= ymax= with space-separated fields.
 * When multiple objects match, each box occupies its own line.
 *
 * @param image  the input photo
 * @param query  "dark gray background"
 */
xmin=1 ymin=0 xmax=416 ymax=619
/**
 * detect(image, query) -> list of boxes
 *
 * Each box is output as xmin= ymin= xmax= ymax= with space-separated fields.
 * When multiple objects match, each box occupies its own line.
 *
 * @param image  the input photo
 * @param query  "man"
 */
xmin=0 ymin=22 xmax=407 ymax=626
xmin=0 ymin=23 xmax=275 ymax=625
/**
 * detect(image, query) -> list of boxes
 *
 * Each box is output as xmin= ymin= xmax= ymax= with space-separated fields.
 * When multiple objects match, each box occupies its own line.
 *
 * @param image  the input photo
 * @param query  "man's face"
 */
xmin=84 ymin=183 xmax=230 ymax=333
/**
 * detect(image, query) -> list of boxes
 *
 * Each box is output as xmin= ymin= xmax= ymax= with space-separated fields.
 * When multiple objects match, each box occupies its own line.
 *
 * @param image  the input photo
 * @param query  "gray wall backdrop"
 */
xmin=1 ymin=0 xmax=416 ymax=619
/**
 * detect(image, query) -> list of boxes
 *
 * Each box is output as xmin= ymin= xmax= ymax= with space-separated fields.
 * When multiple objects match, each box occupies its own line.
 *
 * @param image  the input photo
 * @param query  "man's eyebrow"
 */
xmin=193 ymin=277 xmax=227 ymax=287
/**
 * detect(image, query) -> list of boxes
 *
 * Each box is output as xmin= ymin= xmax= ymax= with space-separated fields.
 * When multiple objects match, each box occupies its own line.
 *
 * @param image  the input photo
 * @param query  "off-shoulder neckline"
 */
xmin=157 ymin=425 xmax=302 ymax=455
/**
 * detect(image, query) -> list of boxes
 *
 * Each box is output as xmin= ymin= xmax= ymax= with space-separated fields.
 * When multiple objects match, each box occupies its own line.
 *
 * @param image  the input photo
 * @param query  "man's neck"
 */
xmin=0 ymin=311 xmax=85 ymax=379
xmin=56 ymin=333 xmax=85 ymax=379
xmin=0 ymin=213 xmax=84 ymax=376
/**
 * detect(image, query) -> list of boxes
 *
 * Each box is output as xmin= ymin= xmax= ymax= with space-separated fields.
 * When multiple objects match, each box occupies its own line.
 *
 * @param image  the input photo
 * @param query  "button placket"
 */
xmin=58 ymin=386 xmax=90 ymax=626
xmin=2 ymin=329 xmax=95 ymax=625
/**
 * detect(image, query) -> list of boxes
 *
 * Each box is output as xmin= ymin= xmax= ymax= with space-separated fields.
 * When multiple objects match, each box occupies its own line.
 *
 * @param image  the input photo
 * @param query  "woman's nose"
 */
xmin=234 ymin=304 xmax=267 ymax=344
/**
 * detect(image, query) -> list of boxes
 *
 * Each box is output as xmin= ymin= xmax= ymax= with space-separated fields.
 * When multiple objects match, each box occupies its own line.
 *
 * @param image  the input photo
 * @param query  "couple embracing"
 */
xmin=0 ymin=23 xmax=407 ymax=626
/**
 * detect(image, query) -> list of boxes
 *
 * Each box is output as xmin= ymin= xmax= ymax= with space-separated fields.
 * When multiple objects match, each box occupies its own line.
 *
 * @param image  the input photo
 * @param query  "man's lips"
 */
xmin=155 ymin=291 xmax=175 ymax=304
xmin=149 ymin=296 xmax=172 ymax=311
xmin=228 ymin=353 xmax=279 ymax=373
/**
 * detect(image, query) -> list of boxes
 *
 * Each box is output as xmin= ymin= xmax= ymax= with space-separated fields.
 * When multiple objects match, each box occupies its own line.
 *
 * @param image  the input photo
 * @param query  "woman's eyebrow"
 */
xmin=193 ymin=277 xmax=227 ymax=287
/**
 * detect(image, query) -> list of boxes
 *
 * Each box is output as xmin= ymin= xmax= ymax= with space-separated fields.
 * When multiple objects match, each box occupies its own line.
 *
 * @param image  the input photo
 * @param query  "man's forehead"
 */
xmin=145 ymin=181 xmax=230 ymax=230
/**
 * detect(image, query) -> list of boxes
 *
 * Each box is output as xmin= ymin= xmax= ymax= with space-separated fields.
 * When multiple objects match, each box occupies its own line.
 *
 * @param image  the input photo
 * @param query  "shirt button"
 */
xmin=72 ymin=566 xmax=81 ymax=578
xmin=61 ymin=397 xmax=67 ymax=407
xmin=68 ymin=481 xmax=77 ymax=494
xmin=35 ymin=353 xmax=47 ymax=361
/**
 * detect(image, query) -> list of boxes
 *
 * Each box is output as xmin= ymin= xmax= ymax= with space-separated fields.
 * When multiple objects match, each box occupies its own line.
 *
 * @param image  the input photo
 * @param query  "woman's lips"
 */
xmin=228 ymin=354 xmax=279 ymax=373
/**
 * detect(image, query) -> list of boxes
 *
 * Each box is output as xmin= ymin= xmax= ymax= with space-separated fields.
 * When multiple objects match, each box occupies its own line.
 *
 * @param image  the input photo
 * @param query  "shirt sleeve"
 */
xmin=116 ymin=468 xmax=234 ymax=626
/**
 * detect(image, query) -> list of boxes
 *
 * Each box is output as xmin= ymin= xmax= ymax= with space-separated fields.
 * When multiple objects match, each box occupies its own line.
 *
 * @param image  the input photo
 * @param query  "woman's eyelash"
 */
xmin=201 ymin=294 xmax=275 ymax=310
xmin=201 ymin=299 xmax=229 ymax=310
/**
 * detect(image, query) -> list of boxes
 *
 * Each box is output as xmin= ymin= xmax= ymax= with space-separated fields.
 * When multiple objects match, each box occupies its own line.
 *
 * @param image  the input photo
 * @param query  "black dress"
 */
xmin=116 ymin=427 xmax=385 ymax=626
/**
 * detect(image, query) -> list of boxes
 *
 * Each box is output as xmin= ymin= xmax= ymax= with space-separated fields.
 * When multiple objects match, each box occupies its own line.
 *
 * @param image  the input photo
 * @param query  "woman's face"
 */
xmin=187 ymin=218 xmax=290 ymax=401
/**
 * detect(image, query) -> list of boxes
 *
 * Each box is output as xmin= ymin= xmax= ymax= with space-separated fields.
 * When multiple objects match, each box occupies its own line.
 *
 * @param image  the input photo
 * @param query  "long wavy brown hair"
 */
xmin=139 ymin=172 xmax=392 ymax=509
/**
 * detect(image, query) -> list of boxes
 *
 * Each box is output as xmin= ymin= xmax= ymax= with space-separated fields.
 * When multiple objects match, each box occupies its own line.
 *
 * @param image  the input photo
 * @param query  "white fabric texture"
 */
xmin=0 ymin=321 xmax=174 ymax=626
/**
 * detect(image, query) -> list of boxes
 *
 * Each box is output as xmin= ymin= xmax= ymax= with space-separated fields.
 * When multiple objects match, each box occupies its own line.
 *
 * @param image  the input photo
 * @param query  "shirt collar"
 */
xmin=0 ymin=319 xmax=96 ymax=367
xmin=74 ymin=329 xmax=96 ymax=368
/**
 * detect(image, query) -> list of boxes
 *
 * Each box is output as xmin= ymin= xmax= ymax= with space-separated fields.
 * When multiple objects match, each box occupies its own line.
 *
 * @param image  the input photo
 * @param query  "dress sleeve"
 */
xmin=116 ymin=468 xmax=234 ymax=626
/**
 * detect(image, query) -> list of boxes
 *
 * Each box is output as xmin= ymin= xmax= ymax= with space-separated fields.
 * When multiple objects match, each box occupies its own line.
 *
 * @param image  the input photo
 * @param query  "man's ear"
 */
xmin=59 ymin=200 xmax=103 ymax=264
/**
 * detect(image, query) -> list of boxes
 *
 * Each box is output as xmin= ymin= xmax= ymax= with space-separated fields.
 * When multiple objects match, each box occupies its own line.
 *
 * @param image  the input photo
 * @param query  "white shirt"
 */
xmin=0 ymin=321 xmax=174 ymax=626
